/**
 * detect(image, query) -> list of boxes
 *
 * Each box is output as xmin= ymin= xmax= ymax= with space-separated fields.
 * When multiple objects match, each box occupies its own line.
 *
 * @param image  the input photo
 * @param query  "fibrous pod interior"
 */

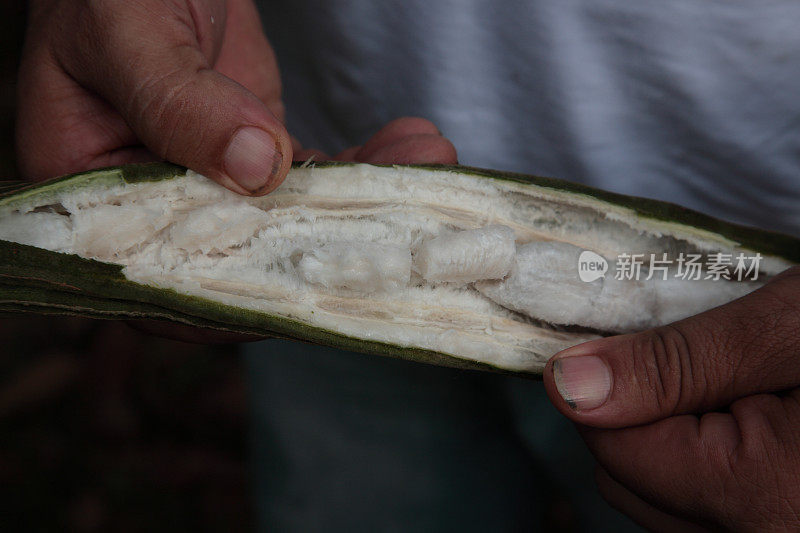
xmin=475 ymin=241 xmax=760 ymax=333
xmin=298 ymin=241 xmax=411 ymax=292
xmin=415 ymin=225 xmax=516 ymax=283
xmin=0 ymin=163 xmax=793 ymax=375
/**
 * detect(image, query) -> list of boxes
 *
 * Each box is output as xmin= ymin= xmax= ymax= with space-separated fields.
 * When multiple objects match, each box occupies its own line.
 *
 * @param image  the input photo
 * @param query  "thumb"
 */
xmin=544 ymin=267 xmax=800 ymax=428
xmin=56 ymin=0 xmax=291 ymax=195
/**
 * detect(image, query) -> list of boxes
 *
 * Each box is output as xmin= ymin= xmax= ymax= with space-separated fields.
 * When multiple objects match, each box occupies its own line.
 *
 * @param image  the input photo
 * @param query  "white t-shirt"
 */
xmin=261 ymin=0 xmax=800 ymax=235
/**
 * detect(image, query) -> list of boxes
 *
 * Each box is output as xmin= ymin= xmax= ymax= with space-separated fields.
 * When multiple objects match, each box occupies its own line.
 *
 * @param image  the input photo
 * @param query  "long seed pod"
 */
xmin=1 ymin=162 xmax=797 ymax=377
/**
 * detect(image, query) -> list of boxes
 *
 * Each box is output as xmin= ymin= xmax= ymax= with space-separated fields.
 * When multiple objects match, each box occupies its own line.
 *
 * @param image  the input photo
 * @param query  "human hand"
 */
xmin=294 ymin=116 xmax=457 ymax=165
xmin=543 ymin=268 xmax=800 ymax=531
xmin=17 ymin=0 xmax=291 ymax=194
xmin=16 ymin=0 xmax=456 ymax=342
xmin=17 ymin=0 xmax=456 ymax=189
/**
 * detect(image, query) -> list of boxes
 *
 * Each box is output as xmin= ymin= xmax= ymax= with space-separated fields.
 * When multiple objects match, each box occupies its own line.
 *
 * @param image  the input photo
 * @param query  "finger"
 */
xmin=214 ymin=0 xmax=285 ymax=121
xmin=290 ymin=135 xmax=303 ymax=153
xmin=55 ymin=0 xmax=291 ymax=195
xmin=581 ymin=390 xmax=800 ymax=530
xmin=544 ymin=267 xmax=800 ymax=427
xmin=293 ymin=148 xmax=329 ymax=162
xmin=581 ymin=416 xmax=734 ymax=527
xmin=594 ymin=467 xmax=707 ymax=533
xmin=332 ymin=146 xmax=362 ymax=162
xmin=359 ymin=134 xmax=458 ymax=165
xmin=354 ymin=117 xmax=443 ymax=161
xmin=15 ymin=42 xmax=151 ymax=179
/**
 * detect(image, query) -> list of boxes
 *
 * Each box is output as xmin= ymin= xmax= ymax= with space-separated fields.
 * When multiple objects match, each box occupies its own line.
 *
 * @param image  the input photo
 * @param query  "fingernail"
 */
xmin=224 ymin=126 xmax=282 ymax=193
xmin=553 ymin=356 xmax=611 ymax=411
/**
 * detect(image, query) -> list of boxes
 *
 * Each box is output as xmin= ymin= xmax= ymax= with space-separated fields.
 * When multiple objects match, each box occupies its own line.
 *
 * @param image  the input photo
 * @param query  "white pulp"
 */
xmin=298 ymin=241 xmax=412 ymax=292
xmin=476 ymin=242 xmax=759 ymax=333
xmin=0 ymin=165 xmax=774 ymax=372
xmin=414 ymin=224 xmax=516 ymax=283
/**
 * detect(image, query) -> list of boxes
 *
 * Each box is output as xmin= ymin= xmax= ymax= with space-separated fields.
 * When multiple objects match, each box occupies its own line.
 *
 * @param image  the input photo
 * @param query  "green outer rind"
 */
xmin=0 ymin=240 xmax=525 ymax=377
xmin=1 ymin=162 xmax=798 ymax=378
xmin=0 ymin=164 xmax=187 ymax=211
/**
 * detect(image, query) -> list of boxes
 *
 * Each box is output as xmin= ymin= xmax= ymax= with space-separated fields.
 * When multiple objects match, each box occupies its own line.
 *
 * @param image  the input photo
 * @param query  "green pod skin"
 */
xmin=1 ymin=162 xmax=798 ymax=377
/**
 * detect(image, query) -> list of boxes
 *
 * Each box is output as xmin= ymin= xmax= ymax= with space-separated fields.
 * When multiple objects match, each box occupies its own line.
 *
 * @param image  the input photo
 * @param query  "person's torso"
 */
xmin=260 ymin=0 xmax=800 ymax=235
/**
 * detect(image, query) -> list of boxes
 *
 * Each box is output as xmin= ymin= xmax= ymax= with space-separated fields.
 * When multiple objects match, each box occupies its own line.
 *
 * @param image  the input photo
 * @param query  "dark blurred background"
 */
xmin=0 ymin=5 xmax=253 ymax=531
